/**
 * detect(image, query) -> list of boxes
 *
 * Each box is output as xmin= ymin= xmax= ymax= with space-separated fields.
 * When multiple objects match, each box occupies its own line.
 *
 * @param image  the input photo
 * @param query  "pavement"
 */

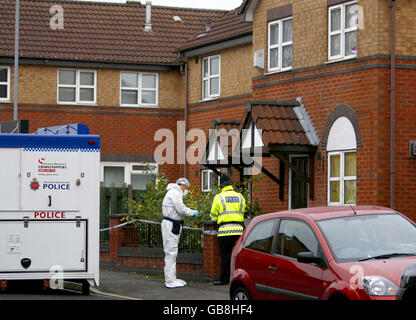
xmin=96 ymin=269 xmax=230 ymax=300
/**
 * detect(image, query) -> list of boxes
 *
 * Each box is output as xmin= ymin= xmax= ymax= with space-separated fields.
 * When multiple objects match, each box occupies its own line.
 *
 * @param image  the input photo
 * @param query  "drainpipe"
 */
xmin=184 ymin=63 xmax=189 ymax=179
xmin=389 ymin=0 xmax=396 ymax=209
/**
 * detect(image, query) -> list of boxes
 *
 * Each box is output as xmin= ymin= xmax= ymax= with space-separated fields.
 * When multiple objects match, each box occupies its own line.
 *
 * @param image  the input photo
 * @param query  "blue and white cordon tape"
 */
xmin=100 ymin=219 xmax=207 ymax=233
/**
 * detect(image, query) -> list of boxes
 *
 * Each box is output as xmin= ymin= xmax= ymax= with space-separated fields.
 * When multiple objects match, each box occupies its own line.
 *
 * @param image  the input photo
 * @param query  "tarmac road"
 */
xmin=97 ymin=269 xmax=230 ymax=300
xmin=0 ymin=269 xmax=230 ymax=300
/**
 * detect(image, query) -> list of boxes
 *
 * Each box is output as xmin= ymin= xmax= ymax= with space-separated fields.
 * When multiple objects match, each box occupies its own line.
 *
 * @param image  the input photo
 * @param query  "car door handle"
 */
xmin=268 ymin=265 xmax=278 ymax=271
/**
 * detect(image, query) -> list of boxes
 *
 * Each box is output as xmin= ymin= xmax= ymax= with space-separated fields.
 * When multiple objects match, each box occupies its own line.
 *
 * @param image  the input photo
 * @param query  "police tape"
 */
xmin=99 ymin=219 xmax=206 ymax=233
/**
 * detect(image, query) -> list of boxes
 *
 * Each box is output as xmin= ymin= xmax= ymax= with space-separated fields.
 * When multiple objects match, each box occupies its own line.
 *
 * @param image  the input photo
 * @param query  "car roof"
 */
xmin=255 ymin=206 xmax=398 ymax=222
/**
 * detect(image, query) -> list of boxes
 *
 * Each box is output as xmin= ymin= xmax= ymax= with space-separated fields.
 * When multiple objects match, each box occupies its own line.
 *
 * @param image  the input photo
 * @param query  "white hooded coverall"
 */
xmin=161 ymin=183 xmax=194 ymax=288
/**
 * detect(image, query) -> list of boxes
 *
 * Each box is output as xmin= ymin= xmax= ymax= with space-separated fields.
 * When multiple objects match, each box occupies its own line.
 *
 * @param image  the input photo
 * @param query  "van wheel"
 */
xmin=231 ymin=285 xmax=252 ymax=300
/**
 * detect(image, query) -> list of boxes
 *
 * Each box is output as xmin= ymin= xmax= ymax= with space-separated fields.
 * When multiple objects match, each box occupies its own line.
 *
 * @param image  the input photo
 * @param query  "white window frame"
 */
xmin=328 ymin=1 xmax=358 ymax=62
xmin=57 ymin=69 xmax=97 ymax=105
xmin=100 ymin=162 xmax=158 ymax=188
xmin=0 ymin=66 xmax=11 ymax=102
xmin=327 ymin=150 xmax=357 ymax=206
xmin=201 ymin=169 xmax=220 ymax=192
xmin=202 ymin=55 xmax=221 ymax=100
xmin=120 ymin=72 xmax=159 ymax=108
xmin=268 ymin=17 xmax=293 ymax=73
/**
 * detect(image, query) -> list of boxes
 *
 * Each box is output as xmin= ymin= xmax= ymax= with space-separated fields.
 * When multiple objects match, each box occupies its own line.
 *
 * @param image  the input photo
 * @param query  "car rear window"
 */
xmin=244 ymin=219 xmax=276 ymax=254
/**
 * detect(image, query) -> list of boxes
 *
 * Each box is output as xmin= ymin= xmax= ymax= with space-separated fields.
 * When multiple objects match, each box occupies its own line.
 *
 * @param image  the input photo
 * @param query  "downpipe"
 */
xmin=389 ymin=0 xmax=396 ymax=209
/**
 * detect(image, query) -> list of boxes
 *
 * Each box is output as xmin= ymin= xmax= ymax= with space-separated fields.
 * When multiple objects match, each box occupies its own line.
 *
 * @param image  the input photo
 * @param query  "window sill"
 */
xmin=119 ymin=104 xmax=160 ymax=109
xmin=264 ymin=68 xmax=292 ymax=76
xmin=200 ymin=97 xmax=220 ymax=103
xmin=57 ymin=102 xmax=98 ymax=106
xmin=0 ymin=100 xmax=11 ymax=104
xmin=326 ymin=55 xmax=357 ymax=65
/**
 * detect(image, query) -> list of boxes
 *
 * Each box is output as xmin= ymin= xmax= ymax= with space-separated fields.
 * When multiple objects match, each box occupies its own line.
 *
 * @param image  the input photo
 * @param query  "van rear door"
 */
xmin=0 ymin=220 xmax=87 ymax=272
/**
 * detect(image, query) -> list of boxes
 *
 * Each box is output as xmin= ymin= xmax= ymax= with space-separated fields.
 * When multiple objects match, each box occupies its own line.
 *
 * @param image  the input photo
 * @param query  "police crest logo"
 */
xmin=30 ymin=178 xmax=39 ymax=191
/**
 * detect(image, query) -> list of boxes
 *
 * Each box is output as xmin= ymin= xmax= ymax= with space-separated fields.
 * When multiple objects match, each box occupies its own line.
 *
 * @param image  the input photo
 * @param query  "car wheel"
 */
xmin=232 ymin=285 xmax=252 ymax=300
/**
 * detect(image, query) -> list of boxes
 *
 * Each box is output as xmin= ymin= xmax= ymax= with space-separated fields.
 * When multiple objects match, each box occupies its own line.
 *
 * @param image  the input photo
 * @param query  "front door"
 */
xmin=290 ymin=156 xmax=308 ymax=209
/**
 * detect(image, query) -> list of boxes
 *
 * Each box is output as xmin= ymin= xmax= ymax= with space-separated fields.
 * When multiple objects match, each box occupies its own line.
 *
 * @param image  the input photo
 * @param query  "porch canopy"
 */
xmin=201 ymin=100 xmax=319 ymax=201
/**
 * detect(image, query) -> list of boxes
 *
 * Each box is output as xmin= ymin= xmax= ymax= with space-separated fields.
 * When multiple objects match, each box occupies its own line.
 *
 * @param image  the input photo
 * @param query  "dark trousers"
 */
xmin=218 ymin=235 xmax=240 ymax=283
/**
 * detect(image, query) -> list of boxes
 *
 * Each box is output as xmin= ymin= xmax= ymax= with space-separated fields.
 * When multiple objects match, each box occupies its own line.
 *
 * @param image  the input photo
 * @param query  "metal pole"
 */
xmin=13 ymin=0 xmax=20 ymax=121
xmin=390 ymin=0 xmax=396 ymax=209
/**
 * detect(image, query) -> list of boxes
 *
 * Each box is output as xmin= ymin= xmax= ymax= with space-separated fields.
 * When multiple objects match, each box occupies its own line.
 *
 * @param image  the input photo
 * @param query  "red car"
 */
xmin=230 ymin=206 xmax=416 ymax=300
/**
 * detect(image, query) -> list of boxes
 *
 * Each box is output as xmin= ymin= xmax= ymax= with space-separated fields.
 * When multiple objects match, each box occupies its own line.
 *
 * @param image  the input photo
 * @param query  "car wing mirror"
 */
xmin=297 ymin=252 xmax=322 ymax=265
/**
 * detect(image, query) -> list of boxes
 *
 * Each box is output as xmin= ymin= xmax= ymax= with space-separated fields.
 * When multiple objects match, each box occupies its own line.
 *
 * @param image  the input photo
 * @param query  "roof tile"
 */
xmin=249 ymin=104 xmax=313 ymax=147
xmin=0 ymin=0 xmax=225 ymax=65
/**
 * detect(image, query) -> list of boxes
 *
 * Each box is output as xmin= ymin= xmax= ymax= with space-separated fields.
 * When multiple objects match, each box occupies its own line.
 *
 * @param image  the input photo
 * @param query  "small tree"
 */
xmin=126 ymin=170 xmax=264 ymax=228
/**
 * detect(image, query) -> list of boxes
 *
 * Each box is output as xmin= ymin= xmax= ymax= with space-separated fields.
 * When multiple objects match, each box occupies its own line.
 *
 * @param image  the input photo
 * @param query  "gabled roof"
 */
xmin=177 ymin=8 xmax=252 ymax=54
xmin=203 ymin=119 xmax=241 ymax=165
xmin=0 ymin=0 xmax=226 ymax=66
xmin=240 ymin=101 xmax=319 ymax=150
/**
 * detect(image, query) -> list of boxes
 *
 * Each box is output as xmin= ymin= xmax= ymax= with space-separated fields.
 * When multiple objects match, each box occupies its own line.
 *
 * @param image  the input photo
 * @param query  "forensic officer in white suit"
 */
xmin=161 ymin=178 xmax=199 ymax=288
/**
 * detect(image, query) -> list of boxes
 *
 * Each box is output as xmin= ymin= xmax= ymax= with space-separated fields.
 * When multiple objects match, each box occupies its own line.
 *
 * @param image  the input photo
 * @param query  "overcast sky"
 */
xmin=78 ymin=0 xmax=243 ymax=10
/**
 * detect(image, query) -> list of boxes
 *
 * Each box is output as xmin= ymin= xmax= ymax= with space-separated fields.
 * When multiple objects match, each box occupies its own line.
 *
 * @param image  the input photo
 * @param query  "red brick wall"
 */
xmin=0 ymin=104 xmax=184 ymax=182
xmin=185 ymin=57 xmax=416 ymax=221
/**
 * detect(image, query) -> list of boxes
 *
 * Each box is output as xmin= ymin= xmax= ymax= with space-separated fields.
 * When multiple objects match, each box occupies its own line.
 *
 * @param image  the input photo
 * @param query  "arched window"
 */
xmin=327 ymin=117 xmax=357 ymax=205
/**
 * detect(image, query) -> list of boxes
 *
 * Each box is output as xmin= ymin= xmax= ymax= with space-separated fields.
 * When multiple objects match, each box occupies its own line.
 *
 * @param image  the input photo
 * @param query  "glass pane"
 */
xmin=330 ymin=155 xmax=340 ymax=177
xmin=142 ymin=90 xmax=156 ymax=104
xmin=121 ymin=90 xmax=138 ymax=105
xmin=283 ymin=19 xmax=292 ymax=43
xmin=59 ymin=70 xmax=76 ymax=85
xmin=270 ymin=23 xmax=279 ymax=46
xmin=0 ymin=68 xmax=7 ymax=82
xmin=202 ymin=171 xmax=209 ymax=190
xmin=203 ymin=79 xmax=208 ymax=98
xmin=80 ymin=72 xmax=94 ymax=86
xmin=210 ymin=57 xmax=220 ymax=76
xmin=203 ymin=59 xmax=209 ymax=78
xmin=345 ymin=152 xmax=357 ymax=176
xmin=330 ymin=8 xmax=341 ymax=31
xmin=142 ymin=74 xmax=156 ymax=89
xmin=277 ymin=220 xmax=319 ymax=258
xmin=131 ymin=174 xmax=153 ymax=191
xmin=282 ymin=45 xmax=292 ymax=68
xmin=345 ymin=31 xmax=357 ymax=56
xmin=58 ymin=87 xmax=76 ymax=102
xmin=210 ymin=77 xmax=219 ymax=95
xmin=104 ymin=167 xmax=124 ymax=188
xmin=244 ymin=219 xmax=276 ymax=254
xmin=269 ymin=47 xmax=279 ymax=69
xmin=79 ymin=88 xmax=94 ymax=101
xmin=210 ymin=171 xmax=218 ymax=188
xmin=330 ymin=34 xmax=341 ymax=57
xmin=0 ymin=85 xmax=7 ymax=98
xmin=344 ymin=180 xmax=356 ymax=204
xmin=330 ymin=181 xmax=340 ymax=203
xmin=345 ymin=4 xmax=358 ymax=29
xmin=121 ymin=73 xmax=138 ymax=88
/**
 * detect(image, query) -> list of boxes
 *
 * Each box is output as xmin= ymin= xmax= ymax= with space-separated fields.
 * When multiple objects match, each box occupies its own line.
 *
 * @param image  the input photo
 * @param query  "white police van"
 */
xmin=0 ymin=130 xmax=100 ymax=294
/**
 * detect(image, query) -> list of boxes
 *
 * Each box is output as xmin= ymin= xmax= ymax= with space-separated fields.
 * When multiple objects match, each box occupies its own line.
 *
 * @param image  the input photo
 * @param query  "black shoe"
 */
xmin=213 ymin=280 xmax=229 ymax=285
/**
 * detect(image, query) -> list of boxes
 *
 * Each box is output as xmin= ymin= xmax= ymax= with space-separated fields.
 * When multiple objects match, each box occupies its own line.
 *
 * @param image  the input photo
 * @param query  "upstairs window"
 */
xmin=120 ymin=72 xmax=158 ymax=107
xmin=0 ymin=66 xmax=10 ymax=101
xmin=328 ymin=1 xmax=358 ymax=61
xmin=268 ymin=17 xmax=293 ymax=72
xmin=58 ymin=69 xmax=97 ymax=104
xmin=202 ymin=55 xmax=220 ymax=100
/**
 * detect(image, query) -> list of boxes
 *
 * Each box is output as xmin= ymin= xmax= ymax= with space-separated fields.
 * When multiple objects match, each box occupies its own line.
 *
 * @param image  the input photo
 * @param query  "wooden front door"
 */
xmin=290 ymin=156 xmax=309 ymax=209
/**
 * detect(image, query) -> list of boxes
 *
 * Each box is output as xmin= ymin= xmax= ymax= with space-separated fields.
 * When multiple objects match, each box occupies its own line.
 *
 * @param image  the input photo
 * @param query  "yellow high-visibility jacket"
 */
xmin=210 ymin=185 xmax=246 ymax=237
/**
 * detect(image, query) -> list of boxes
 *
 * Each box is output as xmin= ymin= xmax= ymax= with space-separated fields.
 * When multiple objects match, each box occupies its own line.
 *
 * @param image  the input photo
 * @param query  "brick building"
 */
xmin=178 ymin=0 xmax=416 ymax=221
xmin=1 ymin=0 xmax=416 ymax=222
xmin=0 ymin=0 xmax=225 ymax=189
